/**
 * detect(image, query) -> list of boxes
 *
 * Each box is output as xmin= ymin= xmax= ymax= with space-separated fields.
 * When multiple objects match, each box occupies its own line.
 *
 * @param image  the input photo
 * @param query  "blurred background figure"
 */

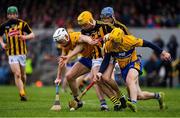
xmin=167 ymin=35 xmax=179 ymax=60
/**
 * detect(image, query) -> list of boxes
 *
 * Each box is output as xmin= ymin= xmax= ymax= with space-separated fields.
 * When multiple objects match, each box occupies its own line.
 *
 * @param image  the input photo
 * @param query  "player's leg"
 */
xmin=66 ymin=62 xmax=90 ymax=97
xmin=125 ymin=68 xmax=139 ymax=112
xmin=19 ymin=55 xmax=27 ymax=101
xmin=91 ymin=65 xmax=109 ymax=111
xmin=136 ymin=80 xmax=166 ymax=110
xmin=19 ymin=55 xmax=27 ymax=86
xmin=102 ymin=63 xmax=127 ymax=108
xmin=97 ymin=80 xmax=121 ymax=111
xmin=9 ymin=63 xmax=26 ymax=101
xmin=66 ymin=61 xmax=90 ymax=109
xmin=9 ymin=55 xmax=27 ymax=101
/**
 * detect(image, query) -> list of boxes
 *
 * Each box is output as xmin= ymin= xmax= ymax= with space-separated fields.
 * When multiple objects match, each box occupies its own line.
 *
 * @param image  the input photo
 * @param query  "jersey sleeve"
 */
xmin=105 ymin=23 xmax=115 ymax=33
xmin=69 ymin=32 xmax=81 ymax=46
xmin=125 ymin=35 xmax=144 ymax=48
xmin=0 ymin=24 xmax=5 ymax=36
xmin=99 ymin=52 xmax=111 ymax=73
xmin=23 ymin=22 xmax=32 ymax=34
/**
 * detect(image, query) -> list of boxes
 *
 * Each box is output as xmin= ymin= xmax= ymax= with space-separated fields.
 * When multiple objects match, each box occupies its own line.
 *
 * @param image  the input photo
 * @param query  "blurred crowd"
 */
xmin=142 ymin=34 xmax=180 ymax=87
xmin=0 ymin=0 xmax=180 ymax=28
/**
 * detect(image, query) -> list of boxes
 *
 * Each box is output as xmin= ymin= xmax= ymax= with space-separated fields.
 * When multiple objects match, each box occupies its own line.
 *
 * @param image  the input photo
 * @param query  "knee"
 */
xmin=126 ymin=78 xmax=134 ymax=86
xmin=102 ymin=75 xmax=109 ymax=81
xmin=65 ymin=73 xmax=73 ymax=82
xmin=14 ymin=72 xmax=21 ymax=79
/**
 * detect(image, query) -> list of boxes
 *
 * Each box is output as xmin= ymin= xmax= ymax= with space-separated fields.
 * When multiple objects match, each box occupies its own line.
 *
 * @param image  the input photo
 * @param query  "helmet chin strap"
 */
xmin=88 ymin=20 xmax=96 ymax=28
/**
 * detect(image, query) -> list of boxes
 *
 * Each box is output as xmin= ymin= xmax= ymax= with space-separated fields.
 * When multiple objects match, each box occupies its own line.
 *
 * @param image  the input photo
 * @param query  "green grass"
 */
xmin=0 ymin=85 xmax=180 ymax=117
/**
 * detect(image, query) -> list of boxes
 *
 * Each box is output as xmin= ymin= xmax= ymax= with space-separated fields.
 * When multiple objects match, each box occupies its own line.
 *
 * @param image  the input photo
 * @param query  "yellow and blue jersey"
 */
xmin=102 ymin=35 xmax=144 ymax=80
xmin=60 ymin=31 xmax=94 ymax=64
xmin=60 ymin=32 xmax=81 ymax=55
xmin=104 ymin=35 xmax=143 ymax=68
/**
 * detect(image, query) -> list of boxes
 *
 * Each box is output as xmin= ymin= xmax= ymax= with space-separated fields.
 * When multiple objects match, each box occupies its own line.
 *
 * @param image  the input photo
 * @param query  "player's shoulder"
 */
xmin=69 ymin=31 xmax=81 ymax=42
xmin=96 ymin=20 xmax=113 ymax=26
xmin=17 ymin=19 xmax=28 ymax=24
xmin=0 ymin=19 xmax=10 ymax=27
xmin=69 ymin=31 xmax=81 ymax=37
xmin=114 ymin=19 xmax=125 ymax=26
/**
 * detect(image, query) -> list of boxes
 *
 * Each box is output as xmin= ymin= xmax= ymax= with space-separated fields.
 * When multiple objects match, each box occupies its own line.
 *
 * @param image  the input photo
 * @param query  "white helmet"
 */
xmin=53 ymin=28 xmax=69 ymax=43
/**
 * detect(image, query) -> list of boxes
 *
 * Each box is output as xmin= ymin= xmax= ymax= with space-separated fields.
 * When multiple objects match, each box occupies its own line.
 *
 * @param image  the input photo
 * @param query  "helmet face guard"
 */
xmin=53 ymin=28 xmax=69 ymax=44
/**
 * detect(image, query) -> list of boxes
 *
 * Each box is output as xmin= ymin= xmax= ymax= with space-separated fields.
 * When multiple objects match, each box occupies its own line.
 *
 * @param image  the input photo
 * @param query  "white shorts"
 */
xmin=8 ymin=55 xmax=26 ymax=66
xmin=92 ymin=58 xmax=103 ymax=68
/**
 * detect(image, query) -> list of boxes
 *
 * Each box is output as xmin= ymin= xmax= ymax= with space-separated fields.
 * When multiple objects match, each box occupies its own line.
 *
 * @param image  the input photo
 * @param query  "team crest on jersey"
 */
xmin=111 ymin=49 xmax=134 ymax=58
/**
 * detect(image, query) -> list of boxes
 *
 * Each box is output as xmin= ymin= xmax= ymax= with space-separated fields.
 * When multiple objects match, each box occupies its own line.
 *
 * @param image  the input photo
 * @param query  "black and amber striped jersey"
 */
xmin=0 ymin=19 xmax=32 ymax=56
xmin=113 ymin=19 xmax=131 ymax=35
xmin=81 ymin=20 xmax=115 ymax=59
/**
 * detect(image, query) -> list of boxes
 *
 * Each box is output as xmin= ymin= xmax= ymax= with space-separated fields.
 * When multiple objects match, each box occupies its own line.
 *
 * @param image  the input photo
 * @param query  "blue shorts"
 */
xmin=121 ymin=59 xmax=143 ymax=81
xmin=79 ymin=57 xmax=92 ymax=69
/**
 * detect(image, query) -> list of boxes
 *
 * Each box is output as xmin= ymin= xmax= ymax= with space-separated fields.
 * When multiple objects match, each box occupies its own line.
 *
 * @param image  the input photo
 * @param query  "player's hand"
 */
xmin=103 ymin=34 xmax=110 ymax=42
xmin=59 ymin=56 xmax=69 ymax=64
xmin=94 ymin=72 xmax=102 ymax=82
xmin=18 ymin=35 xmax=26 ymax=40
xmin=54 ymin=78 xmax=61 ymax=85
xmin=0 ymin=42 xmax=7 ymax=49
xmin=160 ymin=50 xmax=171 ymax=61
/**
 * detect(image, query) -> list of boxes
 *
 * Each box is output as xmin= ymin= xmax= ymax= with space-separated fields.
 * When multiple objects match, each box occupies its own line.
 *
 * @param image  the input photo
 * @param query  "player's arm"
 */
xmin=78 ymin=34 xmax=98 ymax=45
xmin=19 ymin=22 xmax=35 ymax=40
xmin=142 ymin=40 xmax=171 ymax=61
xmin=19 ymin=32 xmax=35 ymax=40
xmin=129 ymin=36 xmax=171 ymax=61
xmin=0 ymin=24 xmax=6 ymax=49
xmin=61 ymin=44 xmax=84 ymax=61
xmin=95 ymin=52 xmax=112 ymax=81
xmin=55 ymin=49 xmax=67 ymax=84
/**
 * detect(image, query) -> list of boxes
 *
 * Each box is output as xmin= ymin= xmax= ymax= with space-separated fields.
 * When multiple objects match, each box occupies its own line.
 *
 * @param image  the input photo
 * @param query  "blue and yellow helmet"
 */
xmin=100 ymin=7 xmax=114 ymax=18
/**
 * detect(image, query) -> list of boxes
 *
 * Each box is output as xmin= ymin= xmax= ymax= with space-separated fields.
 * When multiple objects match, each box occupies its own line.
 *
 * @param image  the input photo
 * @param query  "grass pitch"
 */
xmin=0 ymin=85 xmax=180 ymax=117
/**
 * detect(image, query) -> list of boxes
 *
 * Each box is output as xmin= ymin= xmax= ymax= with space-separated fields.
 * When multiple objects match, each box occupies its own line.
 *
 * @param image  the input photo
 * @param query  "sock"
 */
xmin=74 ymin=96 xmax=80 ymax=102
xmin=131 ymin=100 xmax=137 ymax=104
xmin=20 ymin=89 xmax=25 ymax=96
xmin=110 ymin=96 xmax=120 ymax=105
xmin=100 ymin=99 xmax=107 ymax=106
xmin=154 ymin=93 xmax=160 ymax=99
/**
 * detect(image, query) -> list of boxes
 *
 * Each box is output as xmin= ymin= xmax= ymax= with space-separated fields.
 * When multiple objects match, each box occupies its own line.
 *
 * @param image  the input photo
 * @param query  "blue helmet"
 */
xmin=100 ymin=7 xmax=114 ymax=18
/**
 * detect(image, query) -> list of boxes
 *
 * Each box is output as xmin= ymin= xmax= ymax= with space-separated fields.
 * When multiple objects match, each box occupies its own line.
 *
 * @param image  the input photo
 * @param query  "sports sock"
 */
xmin=110 ymin=96 xmax=120 ymax=105
xmin=20 ymin=89 xmax=25 ymax=96
xmin=100 ymin=99 xmax=107 ymax=106
xmin=154 ymin=93 xmax=160 ymax=99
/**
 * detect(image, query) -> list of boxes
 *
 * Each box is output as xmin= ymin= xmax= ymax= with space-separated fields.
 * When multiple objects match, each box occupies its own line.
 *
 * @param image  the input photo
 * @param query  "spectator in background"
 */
xmin=153 ymin=34 xmax=164 ymax=49
xmin=162 ymin=34 xmax=179 ymax=88
xmin=167 ymin=34 xmax=179 ymax=60
xmin=0 ymin=54 xmax=12 ymax=84
xmin=144 ymin=53 xmax=159 ymax=86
